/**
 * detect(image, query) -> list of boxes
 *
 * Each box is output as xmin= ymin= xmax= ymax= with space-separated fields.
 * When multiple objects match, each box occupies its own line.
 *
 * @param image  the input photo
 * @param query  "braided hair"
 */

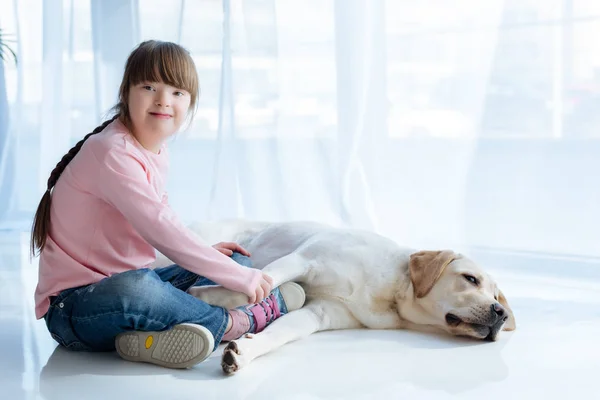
xmin=30 ymin=115 xmax=118 ymax=256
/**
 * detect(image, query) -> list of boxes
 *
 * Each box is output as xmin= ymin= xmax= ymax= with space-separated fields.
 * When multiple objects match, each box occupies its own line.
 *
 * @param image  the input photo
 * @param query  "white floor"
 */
xmin=2 ymin=230 xmax=599 ymax=400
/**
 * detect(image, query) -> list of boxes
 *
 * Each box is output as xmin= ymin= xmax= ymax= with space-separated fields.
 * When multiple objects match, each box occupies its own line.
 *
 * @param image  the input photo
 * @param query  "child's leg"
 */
xmin=45 ymin=253 xmax=250 ymax=351
xmin=152 ymin=258 xmax=305 ymax=342
xmin=45 ymin=268 xmax=230 ymax=354
xmin=44 ymin=253 xmax=304 ymax=368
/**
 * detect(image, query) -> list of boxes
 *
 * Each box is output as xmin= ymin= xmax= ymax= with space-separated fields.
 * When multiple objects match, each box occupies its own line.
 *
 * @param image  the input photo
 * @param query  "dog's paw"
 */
xmin=221 ymin=341 xmax=248 ymax=375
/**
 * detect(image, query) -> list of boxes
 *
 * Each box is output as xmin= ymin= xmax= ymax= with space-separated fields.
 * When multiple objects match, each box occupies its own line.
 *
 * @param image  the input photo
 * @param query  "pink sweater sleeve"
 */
xmin=90 ymin=145 xmax=262 ymax=298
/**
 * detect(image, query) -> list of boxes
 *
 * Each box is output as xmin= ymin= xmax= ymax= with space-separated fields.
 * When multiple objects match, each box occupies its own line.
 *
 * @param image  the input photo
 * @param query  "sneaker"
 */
xmin=239 ymin=281 xmax=306 ymax=333
xmin=115 ymin=323 xmax=214 ymax=369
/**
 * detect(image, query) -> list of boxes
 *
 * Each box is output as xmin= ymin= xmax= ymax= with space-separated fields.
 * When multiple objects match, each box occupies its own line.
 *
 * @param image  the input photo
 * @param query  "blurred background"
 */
xmin=1 ymin=0 xmax=599 ymax=258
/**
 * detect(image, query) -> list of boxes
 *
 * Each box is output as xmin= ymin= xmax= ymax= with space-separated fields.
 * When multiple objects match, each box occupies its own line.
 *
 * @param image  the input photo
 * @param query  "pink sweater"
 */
xmin=34 ymin=120 xmax=262 ymax=319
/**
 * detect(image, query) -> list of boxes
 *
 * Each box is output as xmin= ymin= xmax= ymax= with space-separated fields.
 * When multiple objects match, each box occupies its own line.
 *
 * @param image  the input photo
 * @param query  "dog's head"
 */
xmin=408 ymin=250 xmax=515 ymax=341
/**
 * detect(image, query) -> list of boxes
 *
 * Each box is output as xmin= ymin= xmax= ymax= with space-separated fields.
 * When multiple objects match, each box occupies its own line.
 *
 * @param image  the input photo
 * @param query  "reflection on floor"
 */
xmin=1 ymin=230 xmax=599 ymax=400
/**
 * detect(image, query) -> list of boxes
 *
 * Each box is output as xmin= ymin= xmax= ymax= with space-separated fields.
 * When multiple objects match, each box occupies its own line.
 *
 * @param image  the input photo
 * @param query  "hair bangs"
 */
xmin=127 ymin=41 xmax=199 ymax=105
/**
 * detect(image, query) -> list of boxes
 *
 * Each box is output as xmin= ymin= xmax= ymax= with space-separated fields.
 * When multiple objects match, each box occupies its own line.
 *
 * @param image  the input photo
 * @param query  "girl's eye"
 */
xmin=142 ymin=85 xmax=154 ymax=91
xmin=174 ymin=91 xmax=184 ymax=97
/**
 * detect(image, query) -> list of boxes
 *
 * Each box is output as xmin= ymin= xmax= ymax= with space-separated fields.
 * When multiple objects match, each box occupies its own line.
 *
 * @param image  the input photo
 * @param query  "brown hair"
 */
xmin=30 ymin=40 xmax=199 ymax=256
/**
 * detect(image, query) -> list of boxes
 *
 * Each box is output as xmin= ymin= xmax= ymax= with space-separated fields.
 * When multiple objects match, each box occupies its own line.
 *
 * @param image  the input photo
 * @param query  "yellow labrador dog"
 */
xmin=156 ymin=220 xmax=516 ymax=375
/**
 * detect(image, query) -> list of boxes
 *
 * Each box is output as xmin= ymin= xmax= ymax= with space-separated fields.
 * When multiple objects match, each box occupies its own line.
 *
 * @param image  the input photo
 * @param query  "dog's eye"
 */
xmin=463 ymin=274 xmax=479 ymax=286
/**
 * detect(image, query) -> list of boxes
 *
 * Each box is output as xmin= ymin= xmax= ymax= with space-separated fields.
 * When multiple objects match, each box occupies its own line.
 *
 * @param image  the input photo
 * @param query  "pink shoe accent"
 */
xmin=247 ymin=294 xmax=282 ymax=333
xmin=222 ymin=309 xmax=251 ymax=341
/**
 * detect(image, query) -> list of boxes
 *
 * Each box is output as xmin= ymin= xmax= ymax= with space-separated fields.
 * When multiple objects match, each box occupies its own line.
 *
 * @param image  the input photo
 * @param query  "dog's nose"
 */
xmin=491 ymin=303 xmax=505 ymax=318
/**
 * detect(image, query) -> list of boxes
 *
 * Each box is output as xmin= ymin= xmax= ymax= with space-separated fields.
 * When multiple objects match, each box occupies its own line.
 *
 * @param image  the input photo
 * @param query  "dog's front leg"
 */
xmin=188 ymin=253 xmax=311 ymax=308
xmin=221 ymin=300 xmax=361 ymax=374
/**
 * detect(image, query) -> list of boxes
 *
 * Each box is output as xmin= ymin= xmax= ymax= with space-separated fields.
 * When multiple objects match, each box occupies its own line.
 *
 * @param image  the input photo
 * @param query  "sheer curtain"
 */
xmin=0 ymin=0 xmax=598 ymax=258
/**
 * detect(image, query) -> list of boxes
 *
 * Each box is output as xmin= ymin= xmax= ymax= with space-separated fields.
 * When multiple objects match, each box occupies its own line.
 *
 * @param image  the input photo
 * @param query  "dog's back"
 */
xmin=202 ymin=221 xmax=412 ymax=311
xmin=189 ymin=219 xmax=410 ymax=276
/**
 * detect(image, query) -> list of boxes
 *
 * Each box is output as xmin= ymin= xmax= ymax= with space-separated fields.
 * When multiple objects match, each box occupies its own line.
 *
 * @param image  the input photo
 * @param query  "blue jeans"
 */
xmin=43 ymin=252 xmax=252 ymax=352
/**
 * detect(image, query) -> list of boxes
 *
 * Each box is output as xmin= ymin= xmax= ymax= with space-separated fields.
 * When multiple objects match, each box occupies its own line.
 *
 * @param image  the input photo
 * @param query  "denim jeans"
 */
xmin=43 ymin=252 xmax=253 ymax=352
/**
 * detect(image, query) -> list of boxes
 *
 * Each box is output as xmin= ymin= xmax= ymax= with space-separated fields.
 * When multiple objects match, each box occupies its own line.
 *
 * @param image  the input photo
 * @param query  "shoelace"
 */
xmin=246 ymin=293 xmax=282 ymax=333
xmin=261 ymin=294 xmax=280 ymax=322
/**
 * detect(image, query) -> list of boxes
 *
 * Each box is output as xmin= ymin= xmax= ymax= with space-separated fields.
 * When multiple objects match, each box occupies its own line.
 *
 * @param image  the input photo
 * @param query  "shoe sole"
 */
xmin=115 ymin=323 xmax=214 ymax=369
xmin=279 ymin=282 xmax=306 ymax=311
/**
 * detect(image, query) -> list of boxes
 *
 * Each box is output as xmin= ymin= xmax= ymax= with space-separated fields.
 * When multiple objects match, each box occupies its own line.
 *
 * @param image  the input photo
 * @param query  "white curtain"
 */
xmin=1 ymin=0 xmax=599 ymax=257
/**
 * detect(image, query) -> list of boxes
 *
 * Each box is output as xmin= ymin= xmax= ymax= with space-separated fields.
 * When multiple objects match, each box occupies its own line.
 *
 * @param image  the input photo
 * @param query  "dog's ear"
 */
xmin=409 ymin=250 xmax=457 ymax=298
xmin=498 ymin=289 xmax=516 ymax=331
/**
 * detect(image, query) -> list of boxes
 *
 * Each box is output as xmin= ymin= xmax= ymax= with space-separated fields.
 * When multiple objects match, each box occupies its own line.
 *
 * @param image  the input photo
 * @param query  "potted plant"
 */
xmin=0 ymin=29 xmax=17 ymax=62
xmin=0 ymin=28 xmax=17 ymax=221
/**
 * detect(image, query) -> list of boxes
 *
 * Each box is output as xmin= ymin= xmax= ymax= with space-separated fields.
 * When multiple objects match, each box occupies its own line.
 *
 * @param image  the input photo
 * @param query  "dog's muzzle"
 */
xmin=445 ymin=303 xmax=509 ymax=341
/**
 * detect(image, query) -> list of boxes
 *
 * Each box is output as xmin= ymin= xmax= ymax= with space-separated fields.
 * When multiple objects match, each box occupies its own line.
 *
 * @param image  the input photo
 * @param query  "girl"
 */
xmin=31 ymin=40 xmax=305 ymax=369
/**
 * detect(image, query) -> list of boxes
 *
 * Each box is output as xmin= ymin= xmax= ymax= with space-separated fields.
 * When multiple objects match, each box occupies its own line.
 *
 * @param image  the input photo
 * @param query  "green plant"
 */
xmin=0 ymin=29 xmax=17 ymax=64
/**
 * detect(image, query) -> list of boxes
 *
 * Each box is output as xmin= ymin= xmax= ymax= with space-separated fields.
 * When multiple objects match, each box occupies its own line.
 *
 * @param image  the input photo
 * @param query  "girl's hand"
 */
xmin=212 ymin=241 xmax=251 ymax=257
xmin=249 ymin=272 xmax=274 ymax=303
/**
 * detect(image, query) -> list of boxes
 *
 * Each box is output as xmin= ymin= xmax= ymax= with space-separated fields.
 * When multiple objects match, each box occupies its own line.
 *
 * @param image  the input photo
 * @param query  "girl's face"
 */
xmin=127 ymin=81 xmax=191 ymax=142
